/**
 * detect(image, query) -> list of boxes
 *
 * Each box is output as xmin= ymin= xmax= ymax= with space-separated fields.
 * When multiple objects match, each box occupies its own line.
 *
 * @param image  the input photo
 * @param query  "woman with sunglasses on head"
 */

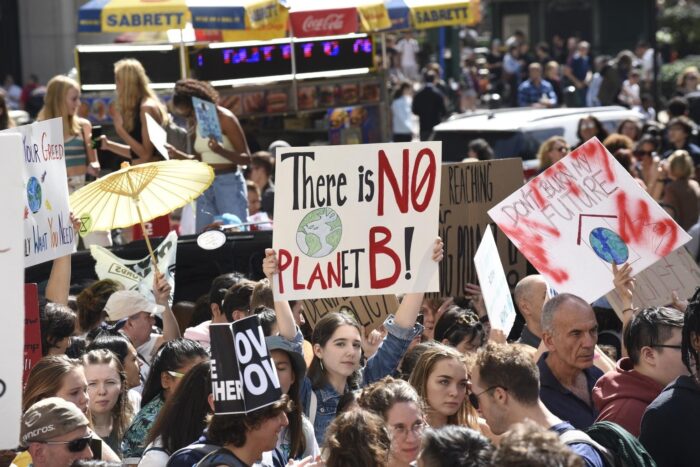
xmin=536 ymin=136 xmax=570 ymax=173
xmin=433 ymin=308 xmax=487 ymax=356
xmin=13 ymin=355 xmax=121 ymax=466
xmin=121 ymin=338 xmax=208 ymax=460
xmin=262 ymin=238 xmax=444 ymax=447
xmin=359 ymin=377 xmax=426 ymax=467
xmin=84 ymin=349 xmax=134 ymax=457
xmin=575 ymin=115 xmax=608 ymax=148
xmin=138 ymin=360 xmax=212 ymax=466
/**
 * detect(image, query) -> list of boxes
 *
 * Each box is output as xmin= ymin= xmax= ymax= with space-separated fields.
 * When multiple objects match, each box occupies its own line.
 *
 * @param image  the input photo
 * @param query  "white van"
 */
xmin=432 ymin=106 xmax=645 ymax=165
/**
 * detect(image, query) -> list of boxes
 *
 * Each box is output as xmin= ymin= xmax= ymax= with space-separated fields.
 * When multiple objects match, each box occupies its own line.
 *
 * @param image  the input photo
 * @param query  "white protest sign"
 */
xmin=0 ymin=134 xmax=26 ymax=448
xmin=145 ymin=113 xmax=169 ymax=160
xmin=473 ymin=225 xmax=516 ymax=334
xmin=272 ymin=142 xmax=441 ymax=300
xmin=90 ymin=231 xmax=178 ymax=303
xmin=488 ymin=138 xmax=691 ymax=303
xmin=606 ymin=247 xmax=700 ymax=316
xmin=2 ymin=118 xmax=75 ymax=267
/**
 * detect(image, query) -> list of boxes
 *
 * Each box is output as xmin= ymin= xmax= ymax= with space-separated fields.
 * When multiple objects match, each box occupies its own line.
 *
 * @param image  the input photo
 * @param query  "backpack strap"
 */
xmin=309 ymin=390 xmax=318 ymax=426
xmin=559 ymin=428 xmax=616 ymax=467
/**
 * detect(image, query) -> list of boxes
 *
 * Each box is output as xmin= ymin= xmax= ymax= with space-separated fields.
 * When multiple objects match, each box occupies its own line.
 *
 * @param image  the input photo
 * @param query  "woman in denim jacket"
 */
xmin=262 ymin=238 xmax=443 ymax=446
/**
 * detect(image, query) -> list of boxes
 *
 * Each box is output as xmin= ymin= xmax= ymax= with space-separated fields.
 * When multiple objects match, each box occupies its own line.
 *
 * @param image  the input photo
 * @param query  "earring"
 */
xmin=320 ymin=360 xmax=325 ymax=371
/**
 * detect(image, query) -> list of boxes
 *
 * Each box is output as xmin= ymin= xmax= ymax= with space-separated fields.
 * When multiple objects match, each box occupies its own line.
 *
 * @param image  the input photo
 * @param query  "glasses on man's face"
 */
xmin=391 ymin=420 xmax=426 ymax=440
xmin=42 ymin=435 xmax=92 ymax=453
xmin=650 ymin=344 xmax=682 ymax=350
xmin=468 ymin=386 xmax=505 ymax=410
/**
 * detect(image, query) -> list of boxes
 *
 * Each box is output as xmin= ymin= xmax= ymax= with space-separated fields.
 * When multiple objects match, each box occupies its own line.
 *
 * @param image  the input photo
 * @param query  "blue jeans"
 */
xmin=195 ymin=171 xmax=248 ymax=232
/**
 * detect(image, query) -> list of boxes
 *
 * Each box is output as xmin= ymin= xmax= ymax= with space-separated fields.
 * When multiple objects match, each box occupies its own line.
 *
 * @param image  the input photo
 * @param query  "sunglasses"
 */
xmin=468 ymin=386 xmax=505 ymax=410
xmin=43 ymin=435 xmax=92 ymax=452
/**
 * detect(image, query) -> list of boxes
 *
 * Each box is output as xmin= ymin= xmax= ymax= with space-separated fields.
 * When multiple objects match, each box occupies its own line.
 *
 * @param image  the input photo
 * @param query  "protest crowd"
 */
xmin=5 ymin=14 xmax=700 ymax=467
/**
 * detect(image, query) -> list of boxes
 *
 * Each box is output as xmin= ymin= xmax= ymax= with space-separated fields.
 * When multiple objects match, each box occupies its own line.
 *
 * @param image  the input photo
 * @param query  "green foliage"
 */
xmin=659 ymin=2 xmax=700 ymax=56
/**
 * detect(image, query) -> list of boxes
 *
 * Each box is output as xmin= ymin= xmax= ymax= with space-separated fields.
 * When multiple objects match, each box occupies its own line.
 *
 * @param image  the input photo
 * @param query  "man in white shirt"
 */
xmin=396 ymin=32 xmax=420 ymax=81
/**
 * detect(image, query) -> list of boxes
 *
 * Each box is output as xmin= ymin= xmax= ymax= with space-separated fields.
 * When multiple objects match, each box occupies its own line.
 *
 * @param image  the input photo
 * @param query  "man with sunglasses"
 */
xmin=470 ymin=343 xmax=604 ymax=467
xmin=20 ymin=397 xmax=93 ymax=467
xmin=592 ymin=306 xmax=686 ymax=436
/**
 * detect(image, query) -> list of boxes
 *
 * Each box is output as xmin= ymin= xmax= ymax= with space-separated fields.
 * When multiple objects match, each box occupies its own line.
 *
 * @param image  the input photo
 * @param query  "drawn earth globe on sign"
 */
xmin=27 ymin=176 xmax=42 ymax=214
xmin=296 ymin=207 xmax=342 ymax=258
xmin=589 ymin=227 xmax=629 ymax=264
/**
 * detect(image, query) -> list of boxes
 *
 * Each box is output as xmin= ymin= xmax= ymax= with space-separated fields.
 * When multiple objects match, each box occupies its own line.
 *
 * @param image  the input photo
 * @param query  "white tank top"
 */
xmin=194 ymin=131 xmax=235 ymax=165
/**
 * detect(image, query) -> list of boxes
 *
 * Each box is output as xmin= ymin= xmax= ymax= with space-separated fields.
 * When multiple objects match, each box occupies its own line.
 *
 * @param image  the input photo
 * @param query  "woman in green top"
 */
xmin=38 ymin=75 xmax=100 ymax=193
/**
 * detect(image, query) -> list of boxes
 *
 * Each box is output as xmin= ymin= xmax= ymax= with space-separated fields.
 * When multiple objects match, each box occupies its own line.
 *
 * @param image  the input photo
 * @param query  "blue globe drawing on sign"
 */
xmin=589 ymin=227 xmax=629 ymax=264
xmin=27 ymin=176 xmax=42 ymax=214
xmin=296 ymin=207 xmax=342 ymax=258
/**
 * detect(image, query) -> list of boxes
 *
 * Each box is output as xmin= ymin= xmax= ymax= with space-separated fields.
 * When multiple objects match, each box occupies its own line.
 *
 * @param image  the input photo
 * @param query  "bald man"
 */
xmin=514 ymin=275 xmax=549 ymax=348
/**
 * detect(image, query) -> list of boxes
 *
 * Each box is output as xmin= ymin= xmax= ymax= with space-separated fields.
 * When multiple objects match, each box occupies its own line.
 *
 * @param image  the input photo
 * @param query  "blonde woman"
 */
xmin=536 ymin=136 xmax=569 ymax=173
xmin=37 ymin=75 xmax=100 ymax=193
xmin=661 ymin=150 xmax=700 ymax=230
xmin=99 ymin=59 xmax=168 ymax=164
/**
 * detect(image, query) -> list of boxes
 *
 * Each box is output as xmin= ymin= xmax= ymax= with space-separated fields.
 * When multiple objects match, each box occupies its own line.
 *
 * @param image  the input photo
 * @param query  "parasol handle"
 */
xmin=134 ymin=202 xmax=159 ymax=275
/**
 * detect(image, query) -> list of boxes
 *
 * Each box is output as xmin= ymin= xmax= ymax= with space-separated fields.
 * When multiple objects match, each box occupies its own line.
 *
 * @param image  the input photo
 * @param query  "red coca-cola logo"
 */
xmin=302 ymin=13 xmax=345 ymax=33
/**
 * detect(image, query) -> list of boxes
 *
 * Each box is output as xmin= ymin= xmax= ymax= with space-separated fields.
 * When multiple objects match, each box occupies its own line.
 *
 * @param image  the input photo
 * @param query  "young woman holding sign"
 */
xmin=165 ymin=79 xmax=251 ymax=232
xmin=262 ymin=238 xmax=444 ymax=446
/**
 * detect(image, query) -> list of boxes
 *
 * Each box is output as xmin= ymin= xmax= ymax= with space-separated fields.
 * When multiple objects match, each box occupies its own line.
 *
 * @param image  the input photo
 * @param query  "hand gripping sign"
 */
xmin=488 ymin=138 xmax=691 ymax=303
xmin=210 ymin=316 xmax=282 ymax=414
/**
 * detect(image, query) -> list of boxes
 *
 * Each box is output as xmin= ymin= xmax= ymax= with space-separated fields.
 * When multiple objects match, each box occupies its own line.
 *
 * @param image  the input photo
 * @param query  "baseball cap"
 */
xmin=266 ymin=335 xmax=306 ymax=379
xmin=20 ymin=397 xmax=89 ymax=446
xmin=104 ymin=290 xmax=164 ymax=322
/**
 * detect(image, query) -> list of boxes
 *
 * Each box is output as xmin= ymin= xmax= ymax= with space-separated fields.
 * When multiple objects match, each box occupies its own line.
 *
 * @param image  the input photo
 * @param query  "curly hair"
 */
xmin=324 ymin=409 xmax=391 ymax=467
xmin=602 ymin=133 xmax=634 ymax=154
xmin=359 ymin=376 xmax=424 ymax=418
xmin=206 ymin=395 xmax=290 ymax=448
xmin=473 ymin=342 xmax=540 ymax=405
xmin=492 ymin=420 xmax=583 ymax=467
xmin=172 ymin=78 xmax=219 ymax=111
xmin=76 ymin=279 xmax=122 ymax=334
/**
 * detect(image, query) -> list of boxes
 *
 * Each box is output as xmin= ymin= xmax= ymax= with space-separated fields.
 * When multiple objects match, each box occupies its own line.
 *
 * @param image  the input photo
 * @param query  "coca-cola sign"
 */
xmin=291 ymin=8 xmax=358 ymax=37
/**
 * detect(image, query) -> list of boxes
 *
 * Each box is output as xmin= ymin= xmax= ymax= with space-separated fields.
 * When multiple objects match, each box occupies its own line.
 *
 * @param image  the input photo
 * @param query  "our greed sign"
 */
xmin=210 ymin=316 xmax=282 ymax=414
xmin=272 ymin=142 xmax=442 ymax=300
xmin=2 ymin=118 xmax=75 ymax=267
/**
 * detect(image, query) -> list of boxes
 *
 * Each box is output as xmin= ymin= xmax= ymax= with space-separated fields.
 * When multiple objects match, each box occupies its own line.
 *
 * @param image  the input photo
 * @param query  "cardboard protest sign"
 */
xmin=2 ymin=118 xmax=75 ymax=267
xmin=24 ymin=283 xmax=42 ymax=386
xmin=489 ymin=138 xmax=691 ymax=303
xmin=606 ymin=247 xmax=700 ymax=317
xmin=90 ymin=231 xmax=177 ymax=303
xmin=273 ymin=142 xmax=441 ymax=300
xmin=145 ymin=113 xmax=169 ymax=160
xmin=210 ymin=316 xmax=282 ymax=414
xmin=0 ymin=134 xmax=26 ymax=448
xmin=473 ymin=226 xmax=516 ymax=334
xmin=438 ymin=159 xmax=526 ymax=296
xmin=301 ymin=294 xmax=400 ymax=331
xmin=193 ymin=96 xmax=223 ymax=143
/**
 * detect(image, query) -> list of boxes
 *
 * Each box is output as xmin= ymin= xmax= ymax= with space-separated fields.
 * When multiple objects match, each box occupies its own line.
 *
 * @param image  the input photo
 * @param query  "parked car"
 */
xmin=432 ymin=106 xmax=645 ymax=171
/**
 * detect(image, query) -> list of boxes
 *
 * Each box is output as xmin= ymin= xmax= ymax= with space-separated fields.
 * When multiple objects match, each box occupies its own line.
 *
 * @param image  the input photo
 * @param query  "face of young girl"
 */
xmin=55 ymin=367 xmax=90 ymax=414
xmin=65 ymin=87 xmax=81 ymax=117
xmin=316 ymin=324 xmax=362 ymax=378
xmin=271 ymin=350 xmax=295 ymax=395
xmin=425 ymin=358 xmax=469 ymax=418
xmin=387 ymin=401 xmax=424 ymax=466
xmin=86 ymin=363 xmax=122 ymax=415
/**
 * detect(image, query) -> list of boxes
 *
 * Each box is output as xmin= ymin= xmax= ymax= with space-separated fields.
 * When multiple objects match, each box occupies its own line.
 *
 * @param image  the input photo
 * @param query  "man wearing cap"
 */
xmin=19 ymin=398 xmax=93 ymax=467
xmin=104 ymin=272 xmax=180 ymax=383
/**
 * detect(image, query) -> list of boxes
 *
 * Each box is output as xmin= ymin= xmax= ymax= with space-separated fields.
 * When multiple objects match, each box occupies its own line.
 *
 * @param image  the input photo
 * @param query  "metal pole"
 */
xmin=651 ymin=0 xmax=659 ymax=120
xmin=290 ymin=23 xmax=298 ymax=113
